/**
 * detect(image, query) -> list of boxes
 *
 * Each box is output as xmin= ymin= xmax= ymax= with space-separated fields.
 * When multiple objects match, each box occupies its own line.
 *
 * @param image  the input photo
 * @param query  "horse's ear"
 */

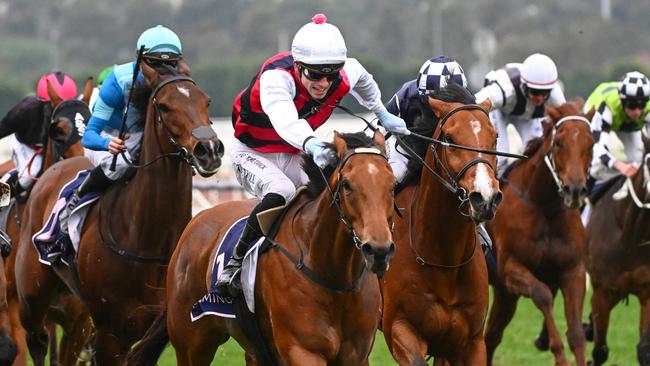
xmin=546 ymin=106 xmax=561 ymax=123
xmin=427 ymin=97 xmax=451 ymax=119
xmin=373 ymin=130 xmax=386 ymax=154
xmin=571 ymin=96 xmax=585 ymax=110
xmin=333 ymin=132 xmax=348 ymax=158
xmin=178 ymin=59 xmax=192 ymax=77
xmin=141 ymin=61 xmax=160 ymax=88
xmin=478 ymin=98 xmax=492 ymax=114
xmin=584 ymin=106 xmax=596 ymax=122
xmin=47 ymin=80 xmax=63 ymax=107
xmin=81 ymin=77 xmax=94 ymax=105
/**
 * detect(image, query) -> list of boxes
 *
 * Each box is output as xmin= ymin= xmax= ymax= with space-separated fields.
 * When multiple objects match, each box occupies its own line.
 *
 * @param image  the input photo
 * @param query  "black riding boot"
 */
xmin=477 ymin=223 xmax=498 ymax=282
xmin=216 ymin=193 xmax=286 ymax=297
xmin=59 ymin=167 xmax=113 ymax=235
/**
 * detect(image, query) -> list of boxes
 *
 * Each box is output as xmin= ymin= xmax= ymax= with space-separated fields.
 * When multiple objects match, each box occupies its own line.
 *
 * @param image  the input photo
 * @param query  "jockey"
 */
xmin=216 ymin=13 xmax=410 ymax=296
xmin=58 ymin=25 xmax=183 ymax=234
xmin=475 ymin=53 xmax=566 ymax=173
xmin=586 ymin=71 xmax=650 ymax=181
xmin=0 ymin=72 xmax=78 ymax=196
xmin=384 ymin=56 xmax=496 ymax=276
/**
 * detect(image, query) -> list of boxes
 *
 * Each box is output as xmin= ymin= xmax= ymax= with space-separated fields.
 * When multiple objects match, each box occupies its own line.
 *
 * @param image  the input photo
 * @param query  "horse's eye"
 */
xmin=445 ymin=134 xmax=454 ymax=144
xmin=341 ymin=179 xmax=351 ymax=192
xmin=157 ymin=104 xmax=171 ymax=113
xmin=555 ymin=140 xmax=562 ymax=149
xmin=207 ymin=98 xmax=212 ymax=107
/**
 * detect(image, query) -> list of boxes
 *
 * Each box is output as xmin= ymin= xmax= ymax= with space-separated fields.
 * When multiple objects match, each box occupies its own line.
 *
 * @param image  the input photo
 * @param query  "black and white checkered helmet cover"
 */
xmin=416 ymin=56 xmax=467 ymax=95
xmin=618 ymin=71 xmax=650 ymax=101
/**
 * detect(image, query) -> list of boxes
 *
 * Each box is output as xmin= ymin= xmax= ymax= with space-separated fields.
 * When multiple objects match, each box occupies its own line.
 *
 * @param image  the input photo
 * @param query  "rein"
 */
xmin=621 ymin=153 xmax=650 ymax=209
xmin=269 ymin=147 xmax=386 ymax=292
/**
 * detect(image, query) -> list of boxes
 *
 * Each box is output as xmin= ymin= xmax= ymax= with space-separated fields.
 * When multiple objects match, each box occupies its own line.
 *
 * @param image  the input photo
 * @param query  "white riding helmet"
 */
xmin=291 ymin=13 xmax=347 ymax=65
xmin=520 ymin=53 xmax=558 ymax=90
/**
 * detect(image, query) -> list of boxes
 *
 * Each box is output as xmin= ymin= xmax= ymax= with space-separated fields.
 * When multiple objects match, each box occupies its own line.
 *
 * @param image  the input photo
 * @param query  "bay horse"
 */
xmin=3 ymin=77 xmax=95 ymax=366
xmin=127 ymin=131 xmax=396 ymax=365
xmin=379 ymin=84 xmax=501 ymax=365
xmin=584 ymin=133 xmax=650 ymax=365
xmin=14 ymin=59 xmax=223 ymax=365
xmin=484 ymin=101 xmax=595 ymax=366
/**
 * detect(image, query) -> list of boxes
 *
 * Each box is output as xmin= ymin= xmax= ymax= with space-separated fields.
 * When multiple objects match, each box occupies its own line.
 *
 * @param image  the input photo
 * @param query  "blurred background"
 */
xmin=1 ymin=0 xmax=649 ymax=116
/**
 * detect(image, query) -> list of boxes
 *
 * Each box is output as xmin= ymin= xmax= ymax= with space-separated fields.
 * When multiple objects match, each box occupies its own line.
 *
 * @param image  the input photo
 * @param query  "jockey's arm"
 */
xmin=591 ymin=102 xmax=616 ymax=169
xmin=345 ymin=58 xmax=385 ymax=129
xmin=82 ymin=73 xmax=123 ymax=151
xmin=259 ymin=70 xmax=317 ymax=151
xmin=547 ymin=84 xmax=567 ymax=106
xmin=475 ymin=69 xmax=514 ymax=111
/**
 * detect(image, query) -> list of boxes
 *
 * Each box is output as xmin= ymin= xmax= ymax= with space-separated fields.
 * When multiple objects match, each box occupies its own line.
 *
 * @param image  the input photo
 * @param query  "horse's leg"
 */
xmin=385 ymin=320 xmax=429 ymax=366
xmin=7 ymin=296 xmax=27 ymax=366
xmin=560 ymin=267 xmax=586 ymax=366
xmin=502 ymin=260 xmax=568 ymax=366
xmin=589 ymin=285 xmax=621 ymax=366
xmin=452 ymin=337 xmax=486 ymax=366
xmin=535 ymin=285 xmax=559 ymax=351
xmin=47 ymin=323 xmax=58 ymax=366
xmin=636 ymin=292 xmax=650 ymax=365
xmin=56 ymin=299 xmax=92 ymax=366
xmin=91 ymin=329 xmax=130 ymax=365
xmin=484 ymin=285 xmax=518 ymax=366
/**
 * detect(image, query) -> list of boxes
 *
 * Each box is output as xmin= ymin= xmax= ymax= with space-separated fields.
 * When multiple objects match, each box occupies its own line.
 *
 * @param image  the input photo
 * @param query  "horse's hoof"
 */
xmin=534 ymin=335 xmax=549 ymax=351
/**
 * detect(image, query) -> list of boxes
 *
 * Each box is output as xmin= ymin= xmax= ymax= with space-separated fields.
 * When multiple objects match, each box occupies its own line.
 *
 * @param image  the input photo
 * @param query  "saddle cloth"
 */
xmin=190 ymin=217 xmax=263 ymax=320
xmin=33 ymin=170 xmax=101 ymax=266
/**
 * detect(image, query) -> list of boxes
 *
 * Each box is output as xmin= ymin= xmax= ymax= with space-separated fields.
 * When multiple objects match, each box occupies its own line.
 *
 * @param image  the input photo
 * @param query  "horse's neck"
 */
xmin=41 ymin=141 xmax=56 ymax=172
xmin=112 ymin=115 xmax=193 ymax=244
xmin=298 ymin=192 xmax=365 ymax=286
xmin=512 ymin=142 xmax=560 ymax=206
xmin=410 ymin=171 xmax=475 ymax=265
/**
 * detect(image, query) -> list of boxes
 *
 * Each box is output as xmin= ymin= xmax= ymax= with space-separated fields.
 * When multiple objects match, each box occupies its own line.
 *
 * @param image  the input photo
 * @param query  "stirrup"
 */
xmin=216 ymin=256 xmax=244 ymax=296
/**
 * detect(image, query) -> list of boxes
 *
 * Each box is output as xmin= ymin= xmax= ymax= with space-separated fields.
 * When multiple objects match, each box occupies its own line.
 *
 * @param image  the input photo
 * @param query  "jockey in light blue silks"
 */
xmin=58 ymin=25 xmax=184 ymax=234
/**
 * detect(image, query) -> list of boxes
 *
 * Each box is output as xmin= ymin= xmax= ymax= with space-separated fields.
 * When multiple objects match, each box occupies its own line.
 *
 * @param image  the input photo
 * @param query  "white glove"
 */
xmin=375 ymin=105 xmax=411 ymax=135
xmin=304 ymin=138 xmax=336 ymax=169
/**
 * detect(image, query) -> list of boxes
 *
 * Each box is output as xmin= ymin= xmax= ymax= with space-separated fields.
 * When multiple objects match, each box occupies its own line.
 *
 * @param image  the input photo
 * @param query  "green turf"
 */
xmin=152 ymin=289 xmax=640 ymax=365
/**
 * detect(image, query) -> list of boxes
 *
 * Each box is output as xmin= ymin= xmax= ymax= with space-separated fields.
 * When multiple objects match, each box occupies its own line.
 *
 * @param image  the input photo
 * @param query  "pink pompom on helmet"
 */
xmin=36 ymin=72 xmax=78 ymax=101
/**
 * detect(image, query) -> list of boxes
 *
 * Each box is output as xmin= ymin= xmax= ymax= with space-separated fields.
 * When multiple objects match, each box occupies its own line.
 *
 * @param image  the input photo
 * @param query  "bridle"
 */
xmin=117 ymin=75 xmax=219 ymax=176
xmin=543 ymin=115 xmax=592 ymax=196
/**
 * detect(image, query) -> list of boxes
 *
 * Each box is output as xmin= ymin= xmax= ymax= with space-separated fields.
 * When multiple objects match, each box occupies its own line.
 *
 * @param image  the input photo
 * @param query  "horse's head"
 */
xmin=141 ymin=60 xmax=224 ymax=176
xmin=424 ymin=86 xmax=502 ymax=222
xmin=329 ymin=131 xmax=396 ymax=275
xmin=545 ymin=101 xmax=595 ymax=208
xmin=45 ymin=78 xmax=93 ymax=160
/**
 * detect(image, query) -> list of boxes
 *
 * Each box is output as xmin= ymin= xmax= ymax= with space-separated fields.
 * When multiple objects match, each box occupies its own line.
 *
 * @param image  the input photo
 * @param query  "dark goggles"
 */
xmin=143 ymin=52 xmax=182 ymax=68
xmin=298 ymin=62 xmax=343 ymax=82
xmin=527 ymin=87 xmax=552 ymax=97
xmin=624 ymin=98 xmax=648 ymax=110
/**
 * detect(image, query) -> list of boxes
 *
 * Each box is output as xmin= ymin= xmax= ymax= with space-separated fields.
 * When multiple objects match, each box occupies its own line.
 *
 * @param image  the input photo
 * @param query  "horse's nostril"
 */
xmin=580 ymin=186 xmax=588 ymax=197
xmin=193 ymin=142 xmax=208 ymax=158
xmin=469 ymin=192 xmax=484 ymax=207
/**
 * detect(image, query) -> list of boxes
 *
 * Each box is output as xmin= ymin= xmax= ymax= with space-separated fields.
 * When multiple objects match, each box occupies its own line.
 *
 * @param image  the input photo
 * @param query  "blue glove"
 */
xmin=375 ymin=105 xmax=411 ymax=135
xmin=304 ymin=138 xmax=336 ymax=169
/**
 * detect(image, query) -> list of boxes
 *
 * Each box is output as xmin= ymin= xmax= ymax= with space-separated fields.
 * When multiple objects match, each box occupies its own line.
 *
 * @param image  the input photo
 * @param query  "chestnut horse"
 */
xmin=3 ymin=78 xmax=95 ymax=366
xmin=380 ymin=84 xmax=501 ymax=365
xmin=14 ymin=60 xmax=223 ymax=365
xmin=484 ymin=102 xmax=595 ymax=366
xmin=585 ymin=134 xmax=650 ymax=365
xmin=127 ymin=131 xmax=396 ymax=365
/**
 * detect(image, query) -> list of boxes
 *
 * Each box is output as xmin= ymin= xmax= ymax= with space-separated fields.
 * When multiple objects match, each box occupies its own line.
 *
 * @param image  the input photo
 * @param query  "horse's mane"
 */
xmin=509 ymin=120 xmax=555 ymax=171
xmin=400 ymin=82 xmax=477 ymax=188
xmin=130 ymin=64 xmax=186 ymax=127
xmin=303 ymin=132 xmax=377 ymax=198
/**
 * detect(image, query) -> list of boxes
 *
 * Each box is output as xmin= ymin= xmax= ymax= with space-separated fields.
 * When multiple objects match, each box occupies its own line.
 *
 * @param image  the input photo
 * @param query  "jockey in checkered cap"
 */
xmin=385 ymin=56 xmax=468 ymax=182
xmin=475 ymin=53 xmax=566 ymax=174
xmin=585 ymin=71 xmax=650 ymax=181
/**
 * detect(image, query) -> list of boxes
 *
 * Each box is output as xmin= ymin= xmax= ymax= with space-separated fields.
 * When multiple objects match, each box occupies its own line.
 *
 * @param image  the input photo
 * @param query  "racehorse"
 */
xmin=127 ymin=131 xmax=397 ymax=365
xmin=584 ymin=133 xmax=650 ymax=365
xmin=379 ymin=84 xmax=501 ymax=365
xmin=484 ymin=101 xmax=595 ymax=366
xmin=14 ymin=59 xmax=223 ymax=365
xmin=3 ymin=77 xmax=95 ymax=366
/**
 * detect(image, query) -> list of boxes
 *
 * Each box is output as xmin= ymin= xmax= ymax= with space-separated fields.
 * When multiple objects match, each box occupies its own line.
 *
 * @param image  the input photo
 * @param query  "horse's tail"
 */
xmin=126 ymin=304 xmax=169 ymax=366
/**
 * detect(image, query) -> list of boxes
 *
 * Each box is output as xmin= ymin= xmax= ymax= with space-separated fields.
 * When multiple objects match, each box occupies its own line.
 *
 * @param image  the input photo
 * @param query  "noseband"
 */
xmin=543 ymin=115 xmax=591 ymax=195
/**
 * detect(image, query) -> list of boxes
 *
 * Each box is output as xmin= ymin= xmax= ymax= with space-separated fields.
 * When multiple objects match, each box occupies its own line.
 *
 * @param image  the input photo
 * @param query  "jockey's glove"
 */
xmin=304 ymin=138 xmax=336 ymax=169
xmin=375 ymin=105 xmax=411 ymax=135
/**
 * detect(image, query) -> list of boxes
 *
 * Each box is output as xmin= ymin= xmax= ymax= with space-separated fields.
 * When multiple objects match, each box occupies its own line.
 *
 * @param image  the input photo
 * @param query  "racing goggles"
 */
xmin=527 ymin=87 xmax=552 ymax=98
xmin=143 ymin=52 xmax=182 ymax=68
xmin=298 ymin=62 xmax=344 ymax=82
xmin=624 ymin=98 xmax=648 ymax=110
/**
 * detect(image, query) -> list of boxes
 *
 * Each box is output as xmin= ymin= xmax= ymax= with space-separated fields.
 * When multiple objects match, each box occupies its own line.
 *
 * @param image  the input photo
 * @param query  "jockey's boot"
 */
xmin=477 ymin=223 xmax=498 ymax=281
xmin=216 ymin=192 xmax=286 ymax=297
xmin=59 ymin=167 xmax=112 ymax=236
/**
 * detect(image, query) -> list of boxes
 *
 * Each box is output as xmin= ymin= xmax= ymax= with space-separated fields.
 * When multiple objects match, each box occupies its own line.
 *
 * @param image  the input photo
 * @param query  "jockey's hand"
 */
xmin=614 ymin=160 xmax=639 ymax=178
xmin=375 ymin=105 xmax=411 ymax=135
xmin=108 ymin=136 xmax=127 ymax=155
xmin=304 ymin=138 xmax=336 ymax=169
